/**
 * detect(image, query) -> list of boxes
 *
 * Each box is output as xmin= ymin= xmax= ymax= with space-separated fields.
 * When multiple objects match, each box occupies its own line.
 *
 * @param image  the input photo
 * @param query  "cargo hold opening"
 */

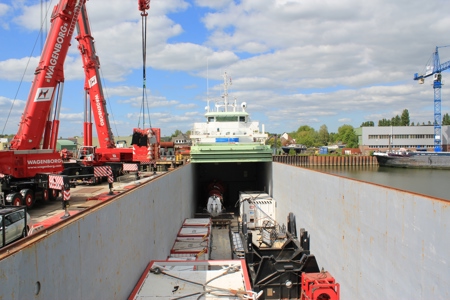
xmin=192 ymin=162 xmax=272 ymax=215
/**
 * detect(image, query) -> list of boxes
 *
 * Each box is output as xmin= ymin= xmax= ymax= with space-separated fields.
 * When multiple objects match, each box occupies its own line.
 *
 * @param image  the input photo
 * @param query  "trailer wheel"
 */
xmin=49 ymin=189 xmax=59 ymax=201
xmin=20 ymin=189 xmax=35 ymax=209
xmin=8 ymin=193 xmax=23 ymax=206
xmin=42 ymin=188 xmax=50 ymax=203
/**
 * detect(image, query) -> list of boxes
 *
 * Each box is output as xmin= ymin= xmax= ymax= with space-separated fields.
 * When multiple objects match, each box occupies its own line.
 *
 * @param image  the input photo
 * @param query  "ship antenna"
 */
xmin=206 ymin=58 xmax=210 ymax=112
xmin=223 ymin=72 xmax=229 ymax=112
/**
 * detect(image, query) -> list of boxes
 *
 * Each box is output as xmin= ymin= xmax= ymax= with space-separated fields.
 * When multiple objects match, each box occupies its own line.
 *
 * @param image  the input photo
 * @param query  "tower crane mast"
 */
xmin=414 ymin=46 xmax=450 ymax=151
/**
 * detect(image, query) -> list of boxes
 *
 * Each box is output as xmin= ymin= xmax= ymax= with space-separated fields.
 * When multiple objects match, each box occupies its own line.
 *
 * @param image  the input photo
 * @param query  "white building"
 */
xmin=357 ymin=125 xmax=450 ymax=153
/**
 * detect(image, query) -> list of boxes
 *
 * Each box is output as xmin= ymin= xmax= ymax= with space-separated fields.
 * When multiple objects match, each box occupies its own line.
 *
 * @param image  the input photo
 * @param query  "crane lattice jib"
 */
xmin=438 ymin=60 xmax=450 ymax=74
xmin=10 ymin=0 xmax=86 ymax=150
xmin=414 ymin=47 xmax=450 ymax=80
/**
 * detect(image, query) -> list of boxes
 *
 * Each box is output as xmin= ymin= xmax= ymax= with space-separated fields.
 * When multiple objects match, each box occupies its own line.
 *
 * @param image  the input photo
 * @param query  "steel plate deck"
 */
xmin=128 ymin=259 xmax=252 ymax=299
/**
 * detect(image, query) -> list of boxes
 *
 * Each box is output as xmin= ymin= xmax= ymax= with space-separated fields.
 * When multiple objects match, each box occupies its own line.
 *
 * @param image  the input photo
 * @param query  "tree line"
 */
xmin=361 ymin=109 xmax=450 ymax=127
xmin=168 ymin=108 xmax=450 ymax=149
xmin=268 ymin=124 xmax=359 ymax=149
xmin=269 ymin=109 xmax=450 ymax=149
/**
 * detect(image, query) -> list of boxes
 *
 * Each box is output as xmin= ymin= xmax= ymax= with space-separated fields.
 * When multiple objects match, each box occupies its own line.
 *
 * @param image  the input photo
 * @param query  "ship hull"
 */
xmin=190 ymin=143 xmax=272 ymax=163
xmin=1 ymin=162 xmax=449 ymax=299
xmin=374 ymin=152 xmax=450 ymax=169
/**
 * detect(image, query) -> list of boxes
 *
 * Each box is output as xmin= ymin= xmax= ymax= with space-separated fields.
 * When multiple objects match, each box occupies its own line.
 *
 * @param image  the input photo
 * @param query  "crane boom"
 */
xmin=414 ymin=46 xmax=450 ymax=81
xmin=75 ymin=4 xmax=115 ymax=149
xmin=72 ymin=1 xmax=158 ymax=165
xmin=10 ymin=0 xmax=85 ymax=150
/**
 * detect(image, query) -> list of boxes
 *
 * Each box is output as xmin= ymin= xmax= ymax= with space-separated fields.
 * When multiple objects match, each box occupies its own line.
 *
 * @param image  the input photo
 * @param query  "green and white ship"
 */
xmin=190 ymin=72 xmax=272 ymax=163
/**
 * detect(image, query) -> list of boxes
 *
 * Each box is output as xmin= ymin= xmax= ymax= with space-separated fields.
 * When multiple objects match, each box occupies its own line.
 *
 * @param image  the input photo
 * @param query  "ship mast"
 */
xmin=222 ymin=72 xmax=230 ymax=112
xmin=206 ymin=58 xmax=210 ymax=113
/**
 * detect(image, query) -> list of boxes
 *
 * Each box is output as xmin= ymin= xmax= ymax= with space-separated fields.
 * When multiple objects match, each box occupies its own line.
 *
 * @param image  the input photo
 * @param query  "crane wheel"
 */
xmin=49 ymin=189 xmax=59 ymax=201
xmin=6 ymin=193 xmax=24 ymax=206
xmin=20 ymin=189 xmax=35 ymax=209
xmin=42 ymin=189 xmax=50 ymax=203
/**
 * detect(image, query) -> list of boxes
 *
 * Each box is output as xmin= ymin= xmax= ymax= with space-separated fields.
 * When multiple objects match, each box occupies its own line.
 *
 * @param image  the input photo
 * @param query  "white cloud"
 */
xmin=195 ymin=0 xmax=229 ymax=10
xmin=338 ymin=118 xmax=352 ymax=124
xmin=0 ymin=3 xmax=10 ymax=29
xmin=1 ymin=0 xmax=450 ymax=137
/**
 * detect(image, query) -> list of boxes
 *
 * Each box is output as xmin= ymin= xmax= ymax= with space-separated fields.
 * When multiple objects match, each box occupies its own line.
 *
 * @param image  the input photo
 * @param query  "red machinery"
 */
xmin=175 ymin=145 xmax=190 ymax=162
xmin=300 ymin=271 xmax=340 ymax=300
xmin=62 ymin=1 xmax=159 ymax=185
xmin=207 ymin=180 xmax=225 ymax=199
xmin=74 ymin=2 xmax=159 ymax=171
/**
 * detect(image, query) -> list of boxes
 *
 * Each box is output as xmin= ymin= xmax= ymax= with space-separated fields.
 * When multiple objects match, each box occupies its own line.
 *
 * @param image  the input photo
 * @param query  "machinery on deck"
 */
xmin=237 ymin=192 xmax=340 ymax=300
xmin=206 ymin=180 xmax=226 ymax=217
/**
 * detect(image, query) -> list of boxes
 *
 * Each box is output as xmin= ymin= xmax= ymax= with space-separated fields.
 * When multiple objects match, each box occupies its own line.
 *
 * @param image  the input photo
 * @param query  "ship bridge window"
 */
xmin=208 ymin=117 xmax=215 ymax=122
xmin=216 ymin=116 xmax=238 ymax=122
xmin=239 ymin=116 xmax=246 ymax=122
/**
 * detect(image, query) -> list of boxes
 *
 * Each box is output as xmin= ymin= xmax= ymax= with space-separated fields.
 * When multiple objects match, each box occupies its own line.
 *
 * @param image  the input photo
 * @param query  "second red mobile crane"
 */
xmin=62 ymin=2 xmax=160 ymax=184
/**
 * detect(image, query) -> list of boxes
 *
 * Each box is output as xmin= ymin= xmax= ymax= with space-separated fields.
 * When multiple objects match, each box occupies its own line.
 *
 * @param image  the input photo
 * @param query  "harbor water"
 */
xmin=310 ymin=165 xmax=450 ymax=201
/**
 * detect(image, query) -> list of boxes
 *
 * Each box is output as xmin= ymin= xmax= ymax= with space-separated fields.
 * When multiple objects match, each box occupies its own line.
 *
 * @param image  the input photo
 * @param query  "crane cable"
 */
xmin=139 ymin=7 xmax=152 ymax=129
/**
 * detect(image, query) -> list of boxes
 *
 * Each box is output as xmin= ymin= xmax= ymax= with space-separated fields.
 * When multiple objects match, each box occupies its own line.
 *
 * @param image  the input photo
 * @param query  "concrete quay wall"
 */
xmin=0 ymin=165 xmax=195 ymax=300
xmin=272 ymin=162 xmax=449 ymax=299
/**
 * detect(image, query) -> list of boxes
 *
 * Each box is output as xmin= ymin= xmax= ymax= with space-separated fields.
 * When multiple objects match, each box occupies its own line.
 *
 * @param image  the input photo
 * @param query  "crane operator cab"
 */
xmin=78 ymin=146 xmax=96 ymax=161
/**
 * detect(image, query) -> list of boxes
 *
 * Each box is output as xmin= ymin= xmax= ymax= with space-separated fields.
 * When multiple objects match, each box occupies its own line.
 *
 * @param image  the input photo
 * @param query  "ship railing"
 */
xmin=192 ymin=122 xmax=262 ymax=132
xmin=273 ymin=155 xmax=378 ymax=167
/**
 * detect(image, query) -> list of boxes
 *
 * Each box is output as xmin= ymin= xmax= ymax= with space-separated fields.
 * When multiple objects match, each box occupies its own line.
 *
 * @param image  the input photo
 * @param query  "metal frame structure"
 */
xmin=414 ymin=46 xmax=450 ymax=151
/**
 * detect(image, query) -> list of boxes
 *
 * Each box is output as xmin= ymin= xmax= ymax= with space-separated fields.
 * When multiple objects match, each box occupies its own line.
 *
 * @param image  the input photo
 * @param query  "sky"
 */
xmin=1 ymin=0 xmax=450 ymax=139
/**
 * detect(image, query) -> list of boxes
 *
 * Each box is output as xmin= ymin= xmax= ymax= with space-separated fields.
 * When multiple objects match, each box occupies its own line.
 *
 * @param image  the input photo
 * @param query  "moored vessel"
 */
xmin=281 ymin=144 xmax=307 ymax=154
xmin=373 ymin=149 xmax=450 ymax=169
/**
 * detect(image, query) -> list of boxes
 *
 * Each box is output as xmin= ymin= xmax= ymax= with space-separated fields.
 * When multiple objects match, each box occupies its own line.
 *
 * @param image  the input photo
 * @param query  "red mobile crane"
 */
xmin=0 ymin=0 xmax=85 ymax=209
xmin=0 ymin=0 xmax=158 ymax=208
xmin=63 ymin=1 xmax=160 ymax=183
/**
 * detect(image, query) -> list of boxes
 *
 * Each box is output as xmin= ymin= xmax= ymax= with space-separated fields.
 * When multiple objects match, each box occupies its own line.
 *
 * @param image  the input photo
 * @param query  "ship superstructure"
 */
xmin=190 ymin=72 xmax=272 ymax=163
